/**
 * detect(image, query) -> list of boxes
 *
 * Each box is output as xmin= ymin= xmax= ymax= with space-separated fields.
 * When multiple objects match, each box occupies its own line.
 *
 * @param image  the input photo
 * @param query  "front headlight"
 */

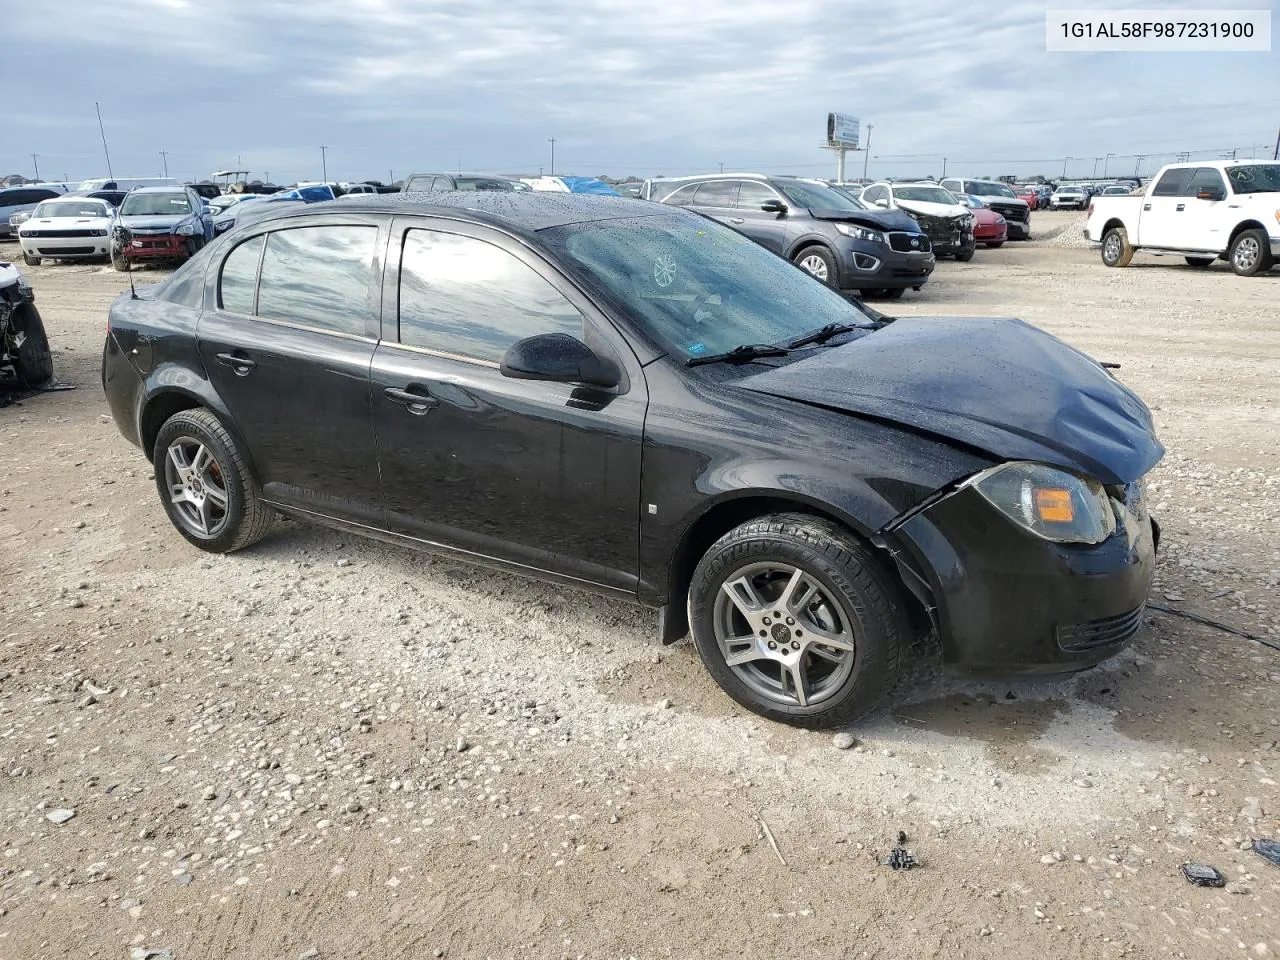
xmin=967 ymin=462 xmax=1117 ymax=544
xmin=93 ymin=228 xmax=108 ymax=237
xmin=176 ymin=222 xmax=196 ymax=236
xmin=834 ymin=223 xmax=885 ymax=244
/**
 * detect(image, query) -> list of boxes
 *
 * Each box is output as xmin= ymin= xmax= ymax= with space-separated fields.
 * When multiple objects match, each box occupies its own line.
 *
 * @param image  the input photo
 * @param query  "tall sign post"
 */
xmin=824 ymin=112 xmax=860 ymax=181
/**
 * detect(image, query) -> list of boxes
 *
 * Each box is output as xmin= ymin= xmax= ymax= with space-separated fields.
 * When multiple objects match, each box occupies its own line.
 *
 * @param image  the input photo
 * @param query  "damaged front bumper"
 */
xmin=120 ymin=233 xmax=190 ymax=261
xmin=879 ymin=481 xmax=1158 ymax=674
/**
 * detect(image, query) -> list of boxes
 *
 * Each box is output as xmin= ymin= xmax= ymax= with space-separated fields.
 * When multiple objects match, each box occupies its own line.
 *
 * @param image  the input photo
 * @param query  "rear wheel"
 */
xmin=1228 ymin=229 xmax=1273 ymax=277
xmin=153 ymin=408 xmax=273 ymax=553
xmin=688 ymin=514 xmax=908 ymax=727
xmin=1184 ymin=256 xmax=1214 ymax=268
xmin=7 ymin=304 xmax=53 ymax=385
xmin=793 ymin=246 xmax=839 ymax=288
xmin=1101 ymin=227 xmax=1134 ymax=267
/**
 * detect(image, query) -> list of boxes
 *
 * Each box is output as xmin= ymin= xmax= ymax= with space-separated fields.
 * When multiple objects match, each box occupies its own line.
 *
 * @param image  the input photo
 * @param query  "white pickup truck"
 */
xmin=1083 ymin=160 xmax=1280 ymax=276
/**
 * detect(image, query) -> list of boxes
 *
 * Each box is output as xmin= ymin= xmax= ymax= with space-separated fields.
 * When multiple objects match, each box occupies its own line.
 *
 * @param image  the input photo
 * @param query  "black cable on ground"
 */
xmin=1147 ymin=601 xmax=1280 ymax=653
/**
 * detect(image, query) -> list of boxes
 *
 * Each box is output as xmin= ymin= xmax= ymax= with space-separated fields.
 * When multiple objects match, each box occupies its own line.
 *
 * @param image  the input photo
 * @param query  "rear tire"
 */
xmin=1228 ymin=229 xmax=1273 ymax=277
xmin=9 ymin=305 xmax=53 ymax=385
xmin=688 ymin=513 xmax=908 ymax=728
xmin=793 ymin=246 xmax=839 ymax=289
xmin=153 ymin=408 xmax=273 ymax=553
xmin=1101 ymin=227 xmax=1134 ymax=267
xmin=1184 ymin=256 xmax=1214 ymax=268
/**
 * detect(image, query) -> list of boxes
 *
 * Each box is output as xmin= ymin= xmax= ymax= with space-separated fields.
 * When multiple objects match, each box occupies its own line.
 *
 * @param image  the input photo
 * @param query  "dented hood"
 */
xmin=737 ymin=316 xmax=1163 ymax=484
xmin=807 ymin=207 xmax=922 ymax=232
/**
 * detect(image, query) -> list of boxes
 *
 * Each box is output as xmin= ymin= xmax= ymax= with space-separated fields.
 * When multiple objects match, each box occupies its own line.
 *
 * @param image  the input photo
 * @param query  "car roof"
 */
xmin=127 ymin=186 xmax=191 ymax=194
xmin=246 ymin=191 xmax=670 ymax=232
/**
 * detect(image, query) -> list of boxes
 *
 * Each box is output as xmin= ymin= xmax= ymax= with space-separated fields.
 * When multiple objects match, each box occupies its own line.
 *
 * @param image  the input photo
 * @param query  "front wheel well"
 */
xmin=140 ymin=392 xmax=203 ymax=461
xmin=660 ymin=496 xmax=925 ymax=643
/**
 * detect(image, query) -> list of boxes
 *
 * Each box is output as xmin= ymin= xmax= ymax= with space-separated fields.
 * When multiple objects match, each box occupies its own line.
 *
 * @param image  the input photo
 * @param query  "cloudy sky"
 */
xmin=2 ymin=0 xmax=1275 ymax=185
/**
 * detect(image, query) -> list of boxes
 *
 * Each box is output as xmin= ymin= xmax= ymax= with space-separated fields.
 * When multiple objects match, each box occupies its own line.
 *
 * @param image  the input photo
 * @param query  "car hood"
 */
xmin=808 ymin=206 xmax=922 ymax=232
xmin=894 ymin=199 xmax=969 ymax=219
xmin=118 ymin=214 xmax=191 ymax=230
xmin=737 ymin=316 xmax=1163 ymax=485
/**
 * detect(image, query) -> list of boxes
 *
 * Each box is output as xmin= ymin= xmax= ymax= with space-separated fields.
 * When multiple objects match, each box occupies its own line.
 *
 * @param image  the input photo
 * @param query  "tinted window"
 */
xmin=398 ymin=230 xmax=583 ymax=363
xmin=1186 ymin=168 xmax=1225 ymax=196
xmin=663 ymin=185 xmax=698 ymax=207
xmin=219 ymin=235 xmax=264 ymax=314
xmin=256 ymin=226 xmax=376 ymax=335
xmin=862 ymin=185 xmax=886 ymax=204
xmin=1151 ymin=168 xmax=1192 ymax=197
xmin=404 ymin=176 xmax=435 ymax=192
xmin=692 ymin=181 xmax=739 ymax=207
xmin=159 ymin=244 xmax=216 ymax=309
xmin=736 ymin=181 xmax=780 ymax=209
xmin=777 ymin=181 xmax=861 ymax=210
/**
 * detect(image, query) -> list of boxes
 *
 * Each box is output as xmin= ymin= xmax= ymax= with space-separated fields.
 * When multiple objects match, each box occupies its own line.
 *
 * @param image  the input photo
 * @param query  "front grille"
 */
xmin=39 ymin=246 xmax=95 ymax=255
xmin=132 ymin=238 xmax=177 ymax=250
xmin=989 ymin=203 xmax=1028 ymax=222
xmin=915 ymin=214 xmax=965 ymax=244
xmin=38 ymin=228 xmax=100 ymax=238
xmin=1056 ymin=605 xmax=1145 ymax=653
xmin=889 ymin=232 xmax=931 ymax=253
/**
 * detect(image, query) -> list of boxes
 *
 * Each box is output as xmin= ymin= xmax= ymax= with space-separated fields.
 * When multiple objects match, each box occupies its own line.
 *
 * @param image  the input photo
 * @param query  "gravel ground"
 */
xmin=2 ymin=220 xmax=1279 ymax=960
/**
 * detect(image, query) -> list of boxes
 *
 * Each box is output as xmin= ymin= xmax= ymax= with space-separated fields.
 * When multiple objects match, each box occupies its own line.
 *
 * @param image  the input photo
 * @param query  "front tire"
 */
xmin=1101 ymin=227 xmax=1134 ymax=267
xmin=793 ymin=246 xmax=839 ymax=289
xmin=8 ymin=305 xmax=53 ymax=385
xmin=22 ymin=252 xmax=40 ymax=266
xmin=111 ymin=246 xmax=131 ymax=272
xmin=1228 ymin=229 xmax=1273 ymax=277
xmin=688 ymin=514 xmax=908 ymax=727
xmin=879 ymin=287 xmax=905 ymax=300
xmin=153 ymin=408 xmax=273 ymax=553
xmin=954 ymin=245 xmax=975 ymax=262
xmin=985 ymin=241 xmax=1005 ymax=249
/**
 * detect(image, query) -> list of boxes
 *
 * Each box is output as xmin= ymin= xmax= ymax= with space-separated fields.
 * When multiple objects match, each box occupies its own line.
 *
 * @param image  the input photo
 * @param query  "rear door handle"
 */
xmin=216 ymin=352 xmax=256 ymax=375
xmin=384 ymin=386 xmax=439 ymax=415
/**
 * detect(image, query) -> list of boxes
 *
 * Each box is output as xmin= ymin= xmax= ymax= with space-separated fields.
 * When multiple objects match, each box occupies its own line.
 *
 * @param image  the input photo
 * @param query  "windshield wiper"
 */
xmin=686 ymin=343 xmax=792 ymax=367
xmin=785 ymin=322 xmax=869 ymax=349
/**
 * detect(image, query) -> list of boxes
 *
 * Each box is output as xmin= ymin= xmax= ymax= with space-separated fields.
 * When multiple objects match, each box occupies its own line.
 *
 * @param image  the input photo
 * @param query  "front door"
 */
xmin=1177 ymin=167 xmax=1231 ymax=252
xmin=196 ymin=218 xmax=387 ymax=522
xmin=731 ymin=180 xmax=792 ymax=254
xmin=368 ymin=218 xmax=648 ymax=592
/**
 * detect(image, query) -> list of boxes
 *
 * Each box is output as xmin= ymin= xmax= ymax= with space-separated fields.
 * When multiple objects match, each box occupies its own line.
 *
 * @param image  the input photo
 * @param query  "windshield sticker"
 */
xmin=687 ymin=341 xmax=707 ymax=355
xmin=653 ymin=255 xmax=677 ymax=287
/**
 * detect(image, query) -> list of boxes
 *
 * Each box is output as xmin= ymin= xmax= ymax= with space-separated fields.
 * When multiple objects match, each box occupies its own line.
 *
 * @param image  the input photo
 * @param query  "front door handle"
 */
xmin=216 ymin=352 xmax=256 ymax=376
xmin=384 ymin=386 xmax=439 ymax=415
xmin=727 ymin=217 xmax=745 ymax=224
xmin=1143 ymin=203 xmax=1151 ymax=211
xmin=1175 ymin=203 xmax=1185 ymax=212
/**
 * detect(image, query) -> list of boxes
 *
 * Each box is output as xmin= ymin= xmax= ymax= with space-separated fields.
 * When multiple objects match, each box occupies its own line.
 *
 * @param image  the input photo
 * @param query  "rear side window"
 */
xmin=404 ymin=176 xmax=435 ymax=192
xmin=219 ymin=235 xmax=265 ymax=314
xmin=398 ymin=230 xmax=583 ymax=363
xmin=255 ymin=226 xmax=377 ymax=335
xmin=862 ymin=185 xmax=886 ymax=204
xmin=662 ymin=185 xmax=698 ymax=207
xmin=1151 ymin=168 xmax=1192 ymax=196
xmin=692 ymin=181 xmax=739 ymax=207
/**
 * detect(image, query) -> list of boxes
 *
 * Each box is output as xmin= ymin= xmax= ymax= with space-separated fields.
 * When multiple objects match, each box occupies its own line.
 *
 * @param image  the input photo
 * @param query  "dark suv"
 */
xmin=401 ymin=173 xmax=526 ymax=193
xmin=645 ymin=174 xmax=934 ymax=298
xmin=102 ymin=193 xmax=1161 ymax=728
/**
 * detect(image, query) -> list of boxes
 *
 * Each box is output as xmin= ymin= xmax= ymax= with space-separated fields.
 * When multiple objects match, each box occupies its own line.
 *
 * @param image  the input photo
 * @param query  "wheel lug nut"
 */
xmin=786 ymin=617 xmax=794 ymax=625
xmin=762 ymin=617 xmax=771 ymax=626
xmin=791 ymin=642 xmax=800 ymax=650
xmin=767 ymin=642 xmax=777 ymax=651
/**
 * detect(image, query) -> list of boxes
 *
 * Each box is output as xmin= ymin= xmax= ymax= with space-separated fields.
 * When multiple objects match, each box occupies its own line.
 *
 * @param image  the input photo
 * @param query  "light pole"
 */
xmin=719 ymin=162 xmax=724 ymax=173
xmin=320 ymin=145 xmax=328 ymax=182
xmin=1134 ymin=155 xmax=1144 ymax=176
xmin=1103 ymin=153 xmax=1114 ymax=177
xmin=1062 ymin=156 xmax=1070 ymax=178
xmin=861 ymin=124 xmax=873 ymax=181
xmin=160 ymin=150 xmax=168 ymax=178
xmin=548 ymin=138 xmax=556 ymax=176
xmin=31 ymin=153 xmax=39 ymax=180
xmin=941 ymin=157 xmax=947 ymax=178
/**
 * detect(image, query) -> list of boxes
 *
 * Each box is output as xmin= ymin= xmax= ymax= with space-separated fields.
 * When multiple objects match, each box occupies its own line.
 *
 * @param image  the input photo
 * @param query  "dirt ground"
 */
xmin=2 ymin=212 xmax=1278 ymax=960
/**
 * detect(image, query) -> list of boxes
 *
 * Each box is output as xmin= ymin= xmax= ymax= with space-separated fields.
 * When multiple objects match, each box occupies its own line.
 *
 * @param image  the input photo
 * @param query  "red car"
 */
xmin=1013 ymin=184 xmax=1040 ymax=210
xmin=956 ymin=195 xmax=1008 ymax=247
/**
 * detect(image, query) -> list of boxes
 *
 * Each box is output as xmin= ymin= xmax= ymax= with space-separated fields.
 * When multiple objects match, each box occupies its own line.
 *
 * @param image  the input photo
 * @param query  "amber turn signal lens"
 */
xmin=1034 ymin=488 xmax=1075 ymax=523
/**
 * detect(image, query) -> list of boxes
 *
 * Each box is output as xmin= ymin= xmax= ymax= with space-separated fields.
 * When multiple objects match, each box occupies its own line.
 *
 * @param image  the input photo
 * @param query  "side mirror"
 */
xmin=1196 ymin=188 xmax=1225 ymax=202
xmin=760 ymin=199 xmax=787 ymax=214
xmin=500 ymin=333 xmax=621 ymax=389
xmin=872 ymin=198 xmax=889 ymax=208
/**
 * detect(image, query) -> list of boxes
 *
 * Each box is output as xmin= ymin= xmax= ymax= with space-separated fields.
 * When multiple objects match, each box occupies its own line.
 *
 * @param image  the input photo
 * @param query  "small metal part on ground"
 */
xmin=1180 ymin=862 xmax=1226 ymax=887
xmin=1253 ymin=838 xmax=1280 ymax=868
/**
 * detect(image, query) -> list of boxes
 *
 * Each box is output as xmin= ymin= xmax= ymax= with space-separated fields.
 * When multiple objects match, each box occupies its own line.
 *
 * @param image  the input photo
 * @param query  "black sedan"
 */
xmin=102 ymin=193 xmax=1162 ymax=727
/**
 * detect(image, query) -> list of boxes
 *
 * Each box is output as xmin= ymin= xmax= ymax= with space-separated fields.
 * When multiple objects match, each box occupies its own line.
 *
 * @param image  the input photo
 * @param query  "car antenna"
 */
xmin=129 ymin=270 xmax=138 ymax=300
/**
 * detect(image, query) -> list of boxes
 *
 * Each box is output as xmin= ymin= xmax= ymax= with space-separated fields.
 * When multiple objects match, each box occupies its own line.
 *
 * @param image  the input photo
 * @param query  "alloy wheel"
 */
xmin=1233 ymin=237 xmax=1259 ymax=272
xmin=164 ymin=437 xmax=229 ymax=537
xmin=712 ymin=562 xmax=857 ymax=707
xmin=799 ymin=255 xmax=829 ymax=281
xmin=1103 ymin=233 xmax=1121 ymax=263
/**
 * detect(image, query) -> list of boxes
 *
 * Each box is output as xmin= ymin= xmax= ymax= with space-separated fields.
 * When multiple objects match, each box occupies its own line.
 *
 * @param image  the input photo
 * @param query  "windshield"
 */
xmin=544 ymin=214 xmax=872 ymax=359
xmin=1225 ymin=164 xmax=1280 ymax=194
xmin=967 ymin=182 xmax=1016 ymax=198
xmin=777 ymin=181 xmax=861 ymax=211
xmin=120 ymin=192 xmax=193 ymax=216
xmin=826 ymin=185 xmax=867 ymax=207
xmin=33 ymin=200 xmax=110 ymax=218
xmin=894 ymin=186 xmax=957 ymax=205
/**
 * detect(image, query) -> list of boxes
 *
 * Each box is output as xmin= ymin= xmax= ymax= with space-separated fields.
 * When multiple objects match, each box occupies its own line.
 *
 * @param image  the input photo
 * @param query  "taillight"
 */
xmin=1087 ymin=202 xmax=1094 ymax=217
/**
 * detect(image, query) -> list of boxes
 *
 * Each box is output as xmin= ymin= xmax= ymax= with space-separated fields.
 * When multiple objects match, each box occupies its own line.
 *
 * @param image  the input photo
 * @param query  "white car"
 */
xmin=17 ymin=196 xmax=115 ymax=265
xmin=860 ymin=181 xmax=976 ymax=260
xmin=1050 ymin=185 xmax=1087 ymax=210
xmin=1084 ymin=160 xmax=1280 ymax=276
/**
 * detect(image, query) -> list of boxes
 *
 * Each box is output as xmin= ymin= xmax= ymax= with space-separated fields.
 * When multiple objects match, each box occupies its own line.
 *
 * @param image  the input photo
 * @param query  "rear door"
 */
xmin=1136 ymin=167 xmax=1191 ymax=247
xmin=368 ymin=217 xmax=648 ymax=592
xmin=196 ymin=215 xmax=388 ymax=523
xmin=686 ymin=180 xmax=740 ymax=228
xmin=1177 ymin=167 xmax=1231 ymax=252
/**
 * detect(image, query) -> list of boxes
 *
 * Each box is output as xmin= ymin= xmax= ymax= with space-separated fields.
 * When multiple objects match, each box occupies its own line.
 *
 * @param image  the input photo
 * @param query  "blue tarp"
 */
xmin=557 ymin=177 xmax=621 ymax=195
